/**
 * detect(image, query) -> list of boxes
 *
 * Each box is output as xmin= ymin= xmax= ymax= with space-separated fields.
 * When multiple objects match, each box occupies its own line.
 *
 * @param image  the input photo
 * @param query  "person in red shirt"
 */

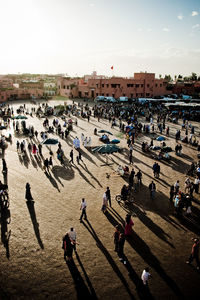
xmin=186 ymin=238 xmax=200 ymax=270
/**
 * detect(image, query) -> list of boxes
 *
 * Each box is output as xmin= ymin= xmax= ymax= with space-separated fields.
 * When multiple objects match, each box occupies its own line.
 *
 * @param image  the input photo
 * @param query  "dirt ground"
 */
xmin=0 ymin=99 xmax=200 ymax=300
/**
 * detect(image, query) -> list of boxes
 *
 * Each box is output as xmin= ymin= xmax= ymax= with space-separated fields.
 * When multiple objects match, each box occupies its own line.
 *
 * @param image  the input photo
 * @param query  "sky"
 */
xmin=0 ymin=0 xmax=200 ymax=78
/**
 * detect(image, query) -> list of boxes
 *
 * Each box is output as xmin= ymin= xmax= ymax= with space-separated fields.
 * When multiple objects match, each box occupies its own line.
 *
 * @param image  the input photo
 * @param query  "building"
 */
xmin=57 ymin=77 xmax=79 ymax=98
xmin=75 ymin=72 xmax=170 ymax=99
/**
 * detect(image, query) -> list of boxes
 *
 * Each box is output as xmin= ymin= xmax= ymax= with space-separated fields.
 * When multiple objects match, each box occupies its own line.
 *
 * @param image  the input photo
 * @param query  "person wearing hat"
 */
xmin=113 ymin=225 xmax=120 ymax=252
xmin=186 ymin=238 xmax=200 ymax=270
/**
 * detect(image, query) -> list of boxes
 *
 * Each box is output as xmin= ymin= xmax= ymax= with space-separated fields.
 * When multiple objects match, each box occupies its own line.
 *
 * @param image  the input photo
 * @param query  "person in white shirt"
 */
xmin=79 ymin=198 xmax=87 ymax=222
xmin=141 ymin=267 xmax=151 ymax=286
xmin=174 ymin=180 xmax=180 ymax=194
xmin=194 ymin=177 xmax=200 ymax=193
xmin=68 ymin=228 xmax=77 ymax=251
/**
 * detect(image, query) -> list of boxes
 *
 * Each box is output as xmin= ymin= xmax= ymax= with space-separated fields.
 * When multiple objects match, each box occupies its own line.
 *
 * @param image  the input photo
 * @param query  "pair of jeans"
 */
xmin=80 ymin=208 xmax=87 ymax=220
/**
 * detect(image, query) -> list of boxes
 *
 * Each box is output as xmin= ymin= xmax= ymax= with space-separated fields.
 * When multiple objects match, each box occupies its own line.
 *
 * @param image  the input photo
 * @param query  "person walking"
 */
xmin=69 ymin=149 xmax=74 ymax=164
xmin=125 ymin=214 xmax=134 ymax=236
xmin=174 ymin=180 xmax=180 ymax=194
xmin=186 ymin=238 xmax=200 ymax=270
xmin=106 ymin=187 xmax=111 ymax=207
xmin=44 ymin=158 xmax=49 ymax=172
xmin=118 ymin=233 xmax=126 ymax=263
xmin=141 ymin=267 xmax=151 ymax=286
xmin=79 ymin=198 xmax=87 ymax=222
xmin=68 ymin=227 xmax=78 ymax=252
xmin=62 ymin=232 xmax=73 ymax=261
xmin=16 ymin=140 xmax=20 ymax=152
xmin=129 ymin=152 xmax=133 ymax=165
xmin=152 ymin=162 xmax=157 ymax=178
xmin=194 ymin=177 xmax=200 ymax=194
xmin=149 ymin=181 xmax=156 ymax=200
xmin=49 ymin=156 xmax=53 ymax=168
xmin=102 ymin=192 xmax=108 ymax=213
xmin=156 ymin=163 xmax=160 ymax=178
xmin=113 ymin=225 xmax=120 ymax=252
xmin=136 ymin=169 xmax=142 ymax=185
xmin=38 ymin=143 xmax=42 ymax=156
xmin=78 ymin=151 xmax=83 ymax=163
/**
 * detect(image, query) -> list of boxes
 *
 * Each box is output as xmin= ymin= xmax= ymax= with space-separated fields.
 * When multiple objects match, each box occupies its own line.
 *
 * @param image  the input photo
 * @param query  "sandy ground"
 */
xmin=0 ymin=99 xmax=200 ymax=300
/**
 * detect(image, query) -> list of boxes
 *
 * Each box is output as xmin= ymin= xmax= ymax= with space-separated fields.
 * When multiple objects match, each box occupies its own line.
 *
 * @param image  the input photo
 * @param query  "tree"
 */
xmin=159 ymin=74 xmax=162 ymax=79
xmin=190 ymin=72 xmax=197 ymax=81
xmin=164 ymin=74 xmax=172 ymax=82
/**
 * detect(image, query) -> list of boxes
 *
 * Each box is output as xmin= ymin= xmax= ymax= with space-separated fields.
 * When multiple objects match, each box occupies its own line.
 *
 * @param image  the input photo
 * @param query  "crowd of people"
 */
xmin=1 ymin=98 xmax=200 ymax=297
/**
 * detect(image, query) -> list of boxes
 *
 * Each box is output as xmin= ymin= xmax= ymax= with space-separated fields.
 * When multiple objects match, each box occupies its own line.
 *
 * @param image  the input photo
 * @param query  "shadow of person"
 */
xmin=0 ymin=206 xmax=11 ymax=259
xmin=126 ymin=232 xmax=185 ymax=300
xmin=3 ymin=171 xmax=8 ymax=186
xmin=74 ymin=251 xmax=98 ymax=299
xmin=122 ymin=255 xmax=155 ymax=300
xmin=44 ymin=171 xmax=60 ymax=192
xmin=52 ymin=165 xmax=75 ymax=181
xmin=73 ymin=165 xmax=96 ymax=189
xmin=26 ymin=200 xmax=44 ymax=249
xmin=80 ymin=163 xmax=102 ymax=188
xmin=66 ymin=257 xmax=94 ymax=300
xmin=104 ymin=210 xmax=184 ymax=299
xmin=82 ymin=220 xmax=135 ymax=299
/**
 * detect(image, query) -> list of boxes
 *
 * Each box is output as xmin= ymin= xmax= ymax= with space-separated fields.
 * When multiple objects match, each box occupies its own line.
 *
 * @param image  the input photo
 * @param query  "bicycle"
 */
xmin=115 ymin=191 xmax=134 ymax=205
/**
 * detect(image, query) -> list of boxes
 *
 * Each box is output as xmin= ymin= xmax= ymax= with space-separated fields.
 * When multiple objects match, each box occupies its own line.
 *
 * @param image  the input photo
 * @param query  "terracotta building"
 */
xmin=0 ymin=88 xmax=44 ymax=103
xmin=57 ymin=72 xmax=170 ymax=99
xmin=83 ymin=72 xmax=170 ymax=99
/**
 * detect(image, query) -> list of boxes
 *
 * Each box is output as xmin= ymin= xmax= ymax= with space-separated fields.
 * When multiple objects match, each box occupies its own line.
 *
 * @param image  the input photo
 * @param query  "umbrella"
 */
xmin=12 ymin=115 xmax=28 ymax=120
xmin=151 ymin=146 xmax=161 ymax=151
xmin=98 ymin=130 xmax=113 ymax=135
xmin=92 ymin=144 xmax=120 ymax=154
xmin=161 ymin=146 xmax=173 ymax=153
xmin=110 ymin=139 xmax=120 ymax=144
xmin=42 ymin=138 xmax=59 ymax=145
xmin=92 ymin=144 xmax=120 ymax=165
xmin=156 ymin=136 xmax=166 ymax=141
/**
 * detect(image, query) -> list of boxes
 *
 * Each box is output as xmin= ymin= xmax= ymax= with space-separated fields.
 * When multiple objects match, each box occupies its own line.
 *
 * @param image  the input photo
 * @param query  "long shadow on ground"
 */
xmin=26 ymin=200 xmax=44 ymax=249
xmin=81 ymin=219 xmax=135 ymax=299
xmin=66 ymin=255 xmax=96 ymax=300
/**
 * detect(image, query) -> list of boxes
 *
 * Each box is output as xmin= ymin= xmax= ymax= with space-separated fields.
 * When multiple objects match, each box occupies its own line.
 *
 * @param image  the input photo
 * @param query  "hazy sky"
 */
xmin=0 ymin=0 xmax=200 ymax=77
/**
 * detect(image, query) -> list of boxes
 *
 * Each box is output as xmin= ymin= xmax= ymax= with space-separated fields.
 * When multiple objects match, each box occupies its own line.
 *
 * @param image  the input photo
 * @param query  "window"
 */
xmin=67 ymin=86 xmax=69 ymax=89
xmin=102 ymin=84 xmax=104 ymax=88
xmin=111 ymin=84 xmax=121 ymax=88
xmin=146 ymin=93 xmax=150 ymax=97
xmin=127 ymin=84 xmax=134 ymax=87
xmin=123 ymin=94 xmax=126 ymax=97
xmin=131 ymin=93 xmax=133 ymax=98
xmin=96 ymin=93 xmax=98 ymax=96
xmin=141 ymin=84 xmax=144 ymax=87
xmin=63 ymin=85 xmax=66 ymax=89
xmin=136 ymin=84 xmax=139 ymax=88
xmin=106 ymin=93 xmax=109 ymax=96
xmin=112 ymin=94 xmax=115 ymax=97
xmin=106 ymin=84 xmax=109 ymax=88
xmin=147 ymin=84 xmax=150 ymax=88
xmin=102 ymin=93 xmax=104 ymax=96
xmin=160 ymin=84 xmax=162 ymax=87
xmin=155 ymin=84 xmax=158 ymax=87
xmin=136 ymin=93 xmax=138 ymax=97
xmin=96 ymin=84 xmax=98 ymax=88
